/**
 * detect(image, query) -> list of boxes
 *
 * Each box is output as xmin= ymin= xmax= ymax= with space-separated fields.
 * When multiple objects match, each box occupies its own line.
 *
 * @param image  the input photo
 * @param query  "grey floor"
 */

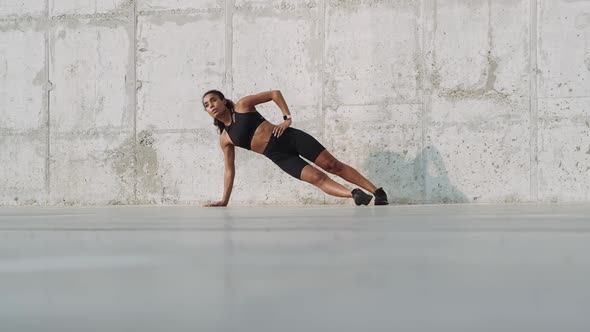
xmin=1 ymin=204 xmax=589 ymax=332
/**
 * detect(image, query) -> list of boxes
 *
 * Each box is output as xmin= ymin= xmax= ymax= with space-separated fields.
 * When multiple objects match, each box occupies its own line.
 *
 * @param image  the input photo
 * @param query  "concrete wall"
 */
xmin=1 ymin=0 xmax=589 ymax=206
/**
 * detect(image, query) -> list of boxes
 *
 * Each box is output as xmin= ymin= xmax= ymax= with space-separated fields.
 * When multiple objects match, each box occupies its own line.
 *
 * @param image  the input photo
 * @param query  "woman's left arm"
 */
xmin=269 ymin=90 xmax=292 ymax=137
xmin=236 ymin=90 xmax=292 ymax=137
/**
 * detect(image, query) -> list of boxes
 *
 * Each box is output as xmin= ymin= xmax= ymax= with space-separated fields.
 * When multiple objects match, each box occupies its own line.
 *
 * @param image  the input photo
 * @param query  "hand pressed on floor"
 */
xmin=204 ymin=201 xmax=228 ymax=207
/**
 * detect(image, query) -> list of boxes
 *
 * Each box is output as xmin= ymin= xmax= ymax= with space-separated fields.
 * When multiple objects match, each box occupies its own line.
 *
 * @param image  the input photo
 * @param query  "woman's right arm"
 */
xmin=205 ymin=134 xmax=235 ymax=207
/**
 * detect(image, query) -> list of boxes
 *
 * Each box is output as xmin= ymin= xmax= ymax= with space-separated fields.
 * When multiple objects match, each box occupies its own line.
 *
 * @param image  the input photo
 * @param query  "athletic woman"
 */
xmin=202 ymin=89 xmax=388 ymax=207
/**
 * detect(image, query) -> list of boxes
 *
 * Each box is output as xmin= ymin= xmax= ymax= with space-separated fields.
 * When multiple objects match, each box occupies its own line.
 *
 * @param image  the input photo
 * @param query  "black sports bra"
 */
xmin=224 ymin=111 xmax=266 ymax=150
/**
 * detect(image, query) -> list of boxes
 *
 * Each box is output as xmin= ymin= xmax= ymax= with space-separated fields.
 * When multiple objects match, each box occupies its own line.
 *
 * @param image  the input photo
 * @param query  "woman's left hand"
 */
xmin=273 ymin=119 xmax=292 ymax=137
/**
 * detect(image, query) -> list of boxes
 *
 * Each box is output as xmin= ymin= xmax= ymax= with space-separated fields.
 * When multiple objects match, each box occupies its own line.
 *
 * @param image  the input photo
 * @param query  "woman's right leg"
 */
xmin=268 ymin=155 xmax=373 ymax=205
xmin=300 ymin=165 xmax=352 ymax=198
xmin=313 ymin=149 xmax=378 ymax=194
xmin=290 ymin=128 xmax=381 ymax=195
xmin=290 ymin=128 xmax=387 ymax=205
xmin=265 ymin=129 xmax=372 ymax=204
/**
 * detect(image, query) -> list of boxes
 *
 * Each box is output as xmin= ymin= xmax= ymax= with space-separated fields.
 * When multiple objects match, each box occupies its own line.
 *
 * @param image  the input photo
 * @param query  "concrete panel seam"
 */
xmin=0 ymin=14 xmax=129 ymax=33
xmin=420 ymin=0 xmax=426 ymax=204
xmin=0 ymin=12 xmax=130 ymax=23
xmin=0 ymin=128 xmax=47 ymax=136
xmin=133 ymin=0 xmax=138 ymax=204
xmin=138 ymin=8 xmax=222 ymax=17
xmin=420 ymin=0 xmax=427 ymax=204
xmin=0 ymin=15 xmax=39 ymax=26
xmin=421 ymin=0 xmax=437 ymax=203
xmin=538 ymin=96 xmax=590 ymax=100
xmin=235 ymin=1 xmax=318 ymax=12
xmin=530 ymin=0 xmax=539 ymax=202
xmin=45 ymin=0 xmax=50 ymax=205
xmin=321 ymin=0 xmax=326 ymax=205
xmin=225 ymin=0 xmax=234 ymax=97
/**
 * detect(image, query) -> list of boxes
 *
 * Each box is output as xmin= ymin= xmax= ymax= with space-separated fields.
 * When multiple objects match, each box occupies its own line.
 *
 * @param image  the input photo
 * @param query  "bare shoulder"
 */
xmin=235 ymin=90 xmax=277 ymax=112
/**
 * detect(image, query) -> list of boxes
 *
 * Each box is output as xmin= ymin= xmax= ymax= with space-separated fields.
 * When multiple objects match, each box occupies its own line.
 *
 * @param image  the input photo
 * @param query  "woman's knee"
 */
xmin=302 ymin=169 xmax=328 ymax=185
xmin=323 ymin=158 xmax=344 ymax=175
xmin=314 ymin=150 xmax=345 ymax=174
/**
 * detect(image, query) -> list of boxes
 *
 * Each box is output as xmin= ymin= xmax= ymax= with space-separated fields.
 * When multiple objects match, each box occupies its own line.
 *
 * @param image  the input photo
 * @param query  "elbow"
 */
xmin=271 ymin=90 xmax=282 ymax=99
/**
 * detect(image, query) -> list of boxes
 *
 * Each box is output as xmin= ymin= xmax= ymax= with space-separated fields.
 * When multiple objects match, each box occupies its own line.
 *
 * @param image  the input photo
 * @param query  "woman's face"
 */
xmin=202 ymin=93 xmax=227 ymax=118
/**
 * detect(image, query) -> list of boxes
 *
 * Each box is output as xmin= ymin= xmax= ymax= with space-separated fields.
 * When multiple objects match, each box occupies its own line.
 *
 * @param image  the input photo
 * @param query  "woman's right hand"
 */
xmin=204 ymin=200 xmax=228 ymax=207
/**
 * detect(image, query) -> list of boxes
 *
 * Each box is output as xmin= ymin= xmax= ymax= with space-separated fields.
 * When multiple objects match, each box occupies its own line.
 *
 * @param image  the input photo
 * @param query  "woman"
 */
xmin=202 ymin=89 xmax=388 ymax=207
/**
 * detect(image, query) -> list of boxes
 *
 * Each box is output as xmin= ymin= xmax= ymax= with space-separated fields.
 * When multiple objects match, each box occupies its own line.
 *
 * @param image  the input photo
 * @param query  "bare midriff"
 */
xmin=249 ymin=120 xmax=275 ymax=154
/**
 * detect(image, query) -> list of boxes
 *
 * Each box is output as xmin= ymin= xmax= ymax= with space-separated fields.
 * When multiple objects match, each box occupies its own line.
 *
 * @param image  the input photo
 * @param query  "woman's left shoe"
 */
xmin=352 ymin=188 xmax=373 ymax=206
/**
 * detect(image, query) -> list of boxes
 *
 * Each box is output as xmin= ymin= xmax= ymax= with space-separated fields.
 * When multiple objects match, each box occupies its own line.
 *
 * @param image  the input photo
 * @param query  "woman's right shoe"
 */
xmin=373 ymin=187 xmax=389 ymax=205
xmin=352 ymin=188 xmax=373 ymax=206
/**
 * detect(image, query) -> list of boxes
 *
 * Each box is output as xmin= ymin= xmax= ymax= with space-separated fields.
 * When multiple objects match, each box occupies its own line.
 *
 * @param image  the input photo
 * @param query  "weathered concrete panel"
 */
xmin=137 ymin=11 xmax=225 ymax=131
xmin=488 ymin=0 xmax=532 ymax=97
xmin=427 ymin=0 xmax=531 ymax=203
xmin=0 ymin=29 xmax=45 ymax=130
xmin=433 ymin=0 xmax=489 ymax=92
xmin=133 ymin=130 xmax=219 ymax=204
xmin=49 ymin=133 xmax=134 ymax=205
xmin=49 ymin=0 xmax=131 ymax=15
xmin=233 ymin=3 xmax=321 ymax=106
xmin=324 ymin=104 xmax=424 ymax=204
xmin=538 ymin=98 xmax=590 ymax=202
xmin=428 ymin=98 xmax=530 ymax=203
xmin=0 ymin=25 xmax=46 ymax=206
xmin=48 ymin=18 xmax=133 ymax=205
xmin=536 ymin=0 xmax=590 ymax=202
xmin=325 ymin=0 xmax=420 ymax=106
xmin=0 ymin=135 xmax=46 ymax=205
xmin=433 ymin=0 xmax=530 ymax=100
xmin=0 ymin=1 xmax=45 ymax=17
xmin=49 ymin=21 xmax=132 ymax=132
xmin=234 ymin=0 xmax=317 ymax=8
xmin=538 ymin=0 xmax=590 ymax=98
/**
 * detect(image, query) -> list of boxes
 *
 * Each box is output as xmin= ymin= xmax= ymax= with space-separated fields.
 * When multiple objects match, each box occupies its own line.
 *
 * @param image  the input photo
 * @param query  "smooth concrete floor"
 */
xmin=1 ymin=204 xmax=589 ymax=332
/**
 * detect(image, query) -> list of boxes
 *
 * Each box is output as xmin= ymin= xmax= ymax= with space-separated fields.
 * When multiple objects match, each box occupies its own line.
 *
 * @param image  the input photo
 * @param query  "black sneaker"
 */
xmin=352 ymin=188 xmax=373 ymax=206
xmin=374 ymin=188 xmax=389 ymax=205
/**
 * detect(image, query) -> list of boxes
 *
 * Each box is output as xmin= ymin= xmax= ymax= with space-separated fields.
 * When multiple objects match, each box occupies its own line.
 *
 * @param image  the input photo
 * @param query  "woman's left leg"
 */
xmin=313 ymin=149 xmax=378 ymax=194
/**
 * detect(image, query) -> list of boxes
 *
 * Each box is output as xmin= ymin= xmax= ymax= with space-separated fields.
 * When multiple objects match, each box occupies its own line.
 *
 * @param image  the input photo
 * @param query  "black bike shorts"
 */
xmin=262 ymin=127 xmax=326 ymax=180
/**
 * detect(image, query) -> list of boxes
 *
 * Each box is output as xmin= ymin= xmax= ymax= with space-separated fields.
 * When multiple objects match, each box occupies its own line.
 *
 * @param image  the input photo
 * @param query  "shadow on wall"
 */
xmin=363 ymin=146 xmax=468 ymax=204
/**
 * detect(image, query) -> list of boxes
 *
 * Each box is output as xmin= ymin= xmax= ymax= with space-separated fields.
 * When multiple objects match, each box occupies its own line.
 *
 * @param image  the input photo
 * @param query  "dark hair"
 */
xmin=202 ymin=90 xmax=235 ymax=134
